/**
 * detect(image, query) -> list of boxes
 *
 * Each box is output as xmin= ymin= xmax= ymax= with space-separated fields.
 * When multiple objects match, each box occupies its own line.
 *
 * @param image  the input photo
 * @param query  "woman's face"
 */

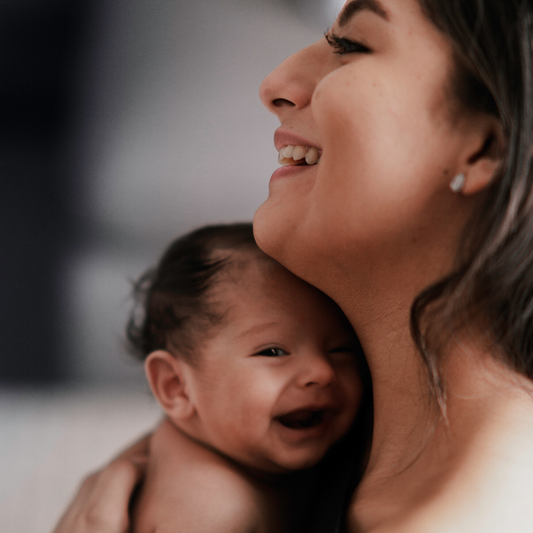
xmin=254 ymin=0 xmax=479 ymax=295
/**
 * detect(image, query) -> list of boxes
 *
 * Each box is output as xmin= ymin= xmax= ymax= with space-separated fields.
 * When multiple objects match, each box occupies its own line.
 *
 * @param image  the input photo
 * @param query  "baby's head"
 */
xmin=128 ymin=223 xmax=364 ymax=474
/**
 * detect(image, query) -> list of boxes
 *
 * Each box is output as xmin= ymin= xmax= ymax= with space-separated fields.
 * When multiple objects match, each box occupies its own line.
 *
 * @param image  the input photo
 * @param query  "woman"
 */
xmin=54 ymin=0 xmax=533 ymax=531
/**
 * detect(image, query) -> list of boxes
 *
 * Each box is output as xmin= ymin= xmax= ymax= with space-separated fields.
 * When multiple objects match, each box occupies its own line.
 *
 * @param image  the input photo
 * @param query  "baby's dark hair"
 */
xmin=126 ymin=223 xmax=257 ymax=363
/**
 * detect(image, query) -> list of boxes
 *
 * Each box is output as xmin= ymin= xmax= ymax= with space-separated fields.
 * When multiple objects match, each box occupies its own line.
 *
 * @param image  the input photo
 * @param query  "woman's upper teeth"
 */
xmin=278 ymin=145 xmax=321 ymax=166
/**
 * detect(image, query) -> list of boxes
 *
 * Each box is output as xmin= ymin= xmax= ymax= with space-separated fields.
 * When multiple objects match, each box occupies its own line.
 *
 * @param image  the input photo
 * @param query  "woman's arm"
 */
xmin=53 ymin=435 xmax=149 ymax=533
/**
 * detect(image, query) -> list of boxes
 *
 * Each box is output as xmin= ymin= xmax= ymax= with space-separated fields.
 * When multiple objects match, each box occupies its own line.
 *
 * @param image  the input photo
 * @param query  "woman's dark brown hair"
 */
xmin=412 ymin=0 xmax=533 ymax=409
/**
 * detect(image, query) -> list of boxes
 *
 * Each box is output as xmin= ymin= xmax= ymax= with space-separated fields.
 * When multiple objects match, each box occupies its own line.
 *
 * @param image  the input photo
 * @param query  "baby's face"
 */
xmin=187 ymin=255 xmax=363 ymax=473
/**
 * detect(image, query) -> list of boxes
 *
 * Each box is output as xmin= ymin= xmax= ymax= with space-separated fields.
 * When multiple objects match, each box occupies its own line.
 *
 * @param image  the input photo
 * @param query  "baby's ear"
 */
xmin=145 ymin=350 xmax=196 ymax=421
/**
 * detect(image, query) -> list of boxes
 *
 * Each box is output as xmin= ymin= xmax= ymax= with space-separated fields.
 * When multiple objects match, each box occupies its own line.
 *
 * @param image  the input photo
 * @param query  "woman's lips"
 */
xmin=270 ymin=162 xmax=317 ymax=183
xmin=274 ymin=128 xmax=321 ymax=152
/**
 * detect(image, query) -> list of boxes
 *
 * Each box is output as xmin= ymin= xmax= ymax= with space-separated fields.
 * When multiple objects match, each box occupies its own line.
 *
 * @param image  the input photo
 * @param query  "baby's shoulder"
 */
xmin=150 ymin=458 xmax=264 ymax=533
xmin=134 ymin=422 xmax=268 ymax=533
xmin=179 ymin=449 xmax=265 ymax=509
xmin=153 ymin=478 xmax=261 ymax=533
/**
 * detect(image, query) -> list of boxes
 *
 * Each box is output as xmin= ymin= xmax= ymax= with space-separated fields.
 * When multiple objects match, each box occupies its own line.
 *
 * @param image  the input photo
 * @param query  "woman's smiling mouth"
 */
xmin=274 ymin=129 xmax=322 ymax=169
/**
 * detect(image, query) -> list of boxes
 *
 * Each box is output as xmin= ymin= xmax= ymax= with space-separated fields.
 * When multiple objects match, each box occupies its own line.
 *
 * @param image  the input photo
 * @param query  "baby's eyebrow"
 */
xmin=239 ymin=322 xmax=281 ymax=338
xmin=337 ymin=0 xmax=389 ymax=27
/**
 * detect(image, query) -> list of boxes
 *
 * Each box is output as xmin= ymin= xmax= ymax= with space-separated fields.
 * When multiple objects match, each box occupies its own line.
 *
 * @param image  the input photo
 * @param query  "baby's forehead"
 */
xmin=209 ymin=249 xmax=346 ymax=318
xmin=211 ymin=245 xmax=272 ymax=265
xmin=210 ymin=247 xmax=282 ymax=282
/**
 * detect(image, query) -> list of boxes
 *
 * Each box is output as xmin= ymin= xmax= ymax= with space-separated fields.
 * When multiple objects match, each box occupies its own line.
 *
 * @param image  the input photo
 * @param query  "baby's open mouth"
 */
xmin=277 ymin=409 xmax=326 ymax=429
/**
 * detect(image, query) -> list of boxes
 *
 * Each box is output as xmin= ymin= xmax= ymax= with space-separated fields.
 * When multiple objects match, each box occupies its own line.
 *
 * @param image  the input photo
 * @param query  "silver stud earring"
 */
xmin=450 ymin=173 xmax=465 ymax=193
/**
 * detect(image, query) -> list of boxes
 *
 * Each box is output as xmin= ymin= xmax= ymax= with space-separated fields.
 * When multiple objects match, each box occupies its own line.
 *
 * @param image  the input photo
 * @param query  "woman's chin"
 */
xmin=253 ymin=201 xmax=308 ymax=279
xmin=253 ymin=199 xmax=284 ymax=260
xmin=253 ymin=200 xmax=320 ymax=289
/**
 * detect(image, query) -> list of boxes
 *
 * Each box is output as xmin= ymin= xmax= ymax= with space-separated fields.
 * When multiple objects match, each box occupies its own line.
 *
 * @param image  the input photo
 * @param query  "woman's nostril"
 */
xmin=272 ymin=98 xmax=296 ymax=108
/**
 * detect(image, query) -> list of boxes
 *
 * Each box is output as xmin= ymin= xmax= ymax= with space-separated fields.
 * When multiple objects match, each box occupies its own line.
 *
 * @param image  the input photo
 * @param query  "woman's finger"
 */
xmin=115 ymin=434 xmax=150 ymax=461
xmin=86 ymin=455 xmax=147 ymax=532
xmin=52 ymin=436 xmax=150 ymax=533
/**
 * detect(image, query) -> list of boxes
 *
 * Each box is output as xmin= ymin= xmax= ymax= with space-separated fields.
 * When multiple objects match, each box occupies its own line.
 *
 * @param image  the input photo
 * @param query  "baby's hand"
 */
xmin=52 ymin=436 xmax=149 ymax=533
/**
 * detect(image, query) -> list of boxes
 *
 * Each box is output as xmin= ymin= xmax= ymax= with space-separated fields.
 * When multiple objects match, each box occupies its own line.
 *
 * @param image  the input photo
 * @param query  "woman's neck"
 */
xmin=347 ymin=292 xmax=435 ymax=480
xmin=331 ymin=233 xmax=462 ymax=477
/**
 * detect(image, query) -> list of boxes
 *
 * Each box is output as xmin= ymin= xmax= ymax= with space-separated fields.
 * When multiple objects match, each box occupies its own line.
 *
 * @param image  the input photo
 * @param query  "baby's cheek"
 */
xmin=228 ymin=394 xmax=269 ymax=432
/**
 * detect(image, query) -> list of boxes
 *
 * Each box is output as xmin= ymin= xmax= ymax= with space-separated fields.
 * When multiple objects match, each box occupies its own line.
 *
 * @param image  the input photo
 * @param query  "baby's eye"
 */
xmin=255 ymin=347 xmax=288 ymax=357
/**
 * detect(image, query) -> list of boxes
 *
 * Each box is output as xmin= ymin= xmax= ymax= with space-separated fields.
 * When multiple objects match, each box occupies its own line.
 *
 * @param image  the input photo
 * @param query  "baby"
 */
xmin=127 ymin=223 xmax=365 ymax=533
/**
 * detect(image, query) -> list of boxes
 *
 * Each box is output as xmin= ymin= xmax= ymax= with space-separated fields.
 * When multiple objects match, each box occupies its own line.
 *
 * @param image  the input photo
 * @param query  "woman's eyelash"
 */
xmin=329 ymin=346 xmax=357 ymax=354
xmin=255 ymin=347 xmax=288 ymax=357
xmin=324 ymin=31 xmax=371 ymax=55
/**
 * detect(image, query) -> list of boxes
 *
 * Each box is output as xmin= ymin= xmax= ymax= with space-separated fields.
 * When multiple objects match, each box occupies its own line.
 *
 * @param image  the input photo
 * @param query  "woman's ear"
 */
xmin=460 ymin=117 xmax=505 ymax=196
xmin=145 ymin=350 xmax=196 ymax=421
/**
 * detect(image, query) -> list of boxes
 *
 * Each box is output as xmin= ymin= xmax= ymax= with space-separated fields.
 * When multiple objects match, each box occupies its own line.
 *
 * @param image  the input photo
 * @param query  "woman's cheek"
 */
xmin=312 ymin=69 xmax=432 ymax=235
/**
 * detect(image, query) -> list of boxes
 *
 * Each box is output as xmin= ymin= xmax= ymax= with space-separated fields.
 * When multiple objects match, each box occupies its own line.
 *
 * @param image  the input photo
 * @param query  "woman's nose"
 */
xmin=259 ymin=39 xmax=326 ymax=116
xmin=298 ymin=354 xmax=337 ymax=388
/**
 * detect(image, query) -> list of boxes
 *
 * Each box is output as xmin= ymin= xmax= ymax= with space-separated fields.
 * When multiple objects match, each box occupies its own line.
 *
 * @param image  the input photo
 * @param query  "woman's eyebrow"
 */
xmin=338 ymin=0 xmax=389 ymax=27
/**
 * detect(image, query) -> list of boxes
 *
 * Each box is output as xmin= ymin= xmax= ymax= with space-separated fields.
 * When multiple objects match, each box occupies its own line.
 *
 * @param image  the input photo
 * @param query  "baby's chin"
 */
xmin=272 ymin=450 xmax=329 ymax=473
xmin=259 ymin=447 xmax=332 ymax=476
xmin=227 ymin=447 xmax=329 ymax=480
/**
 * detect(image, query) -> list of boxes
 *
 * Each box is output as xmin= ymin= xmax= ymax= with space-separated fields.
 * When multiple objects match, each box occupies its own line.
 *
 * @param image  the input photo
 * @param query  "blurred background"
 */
xmin=0 ymin=0 xmax=343 ymax=530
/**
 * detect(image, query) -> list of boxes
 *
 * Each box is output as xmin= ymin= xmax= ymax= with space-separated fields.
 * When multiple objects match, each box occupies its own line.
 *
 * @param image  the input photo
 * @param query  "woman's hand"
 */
xmin=53 ymin=435 xmax=150 ymax=533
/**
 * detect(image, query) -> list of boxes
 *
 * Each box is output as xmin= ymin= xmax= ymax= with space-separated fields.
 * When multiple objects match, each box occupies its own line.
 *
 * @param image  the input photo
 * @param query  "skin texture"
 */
xmin=134 ymin=252 xmax=363 ymax=532
xmin=255 ymin=0 xmax=533 ymax=531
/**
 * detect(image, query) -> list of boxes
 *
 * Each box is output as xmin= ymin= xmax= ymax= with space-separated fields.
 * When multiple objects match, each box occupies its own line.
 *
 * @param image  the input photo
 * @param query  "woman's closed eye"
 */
xmin=255 ymin=347 xmax=289 ymax=357
xmin=328 ymin=346 xmax=360 ymax=361
xmin=324 ymin=31 xmax=371 ymax=55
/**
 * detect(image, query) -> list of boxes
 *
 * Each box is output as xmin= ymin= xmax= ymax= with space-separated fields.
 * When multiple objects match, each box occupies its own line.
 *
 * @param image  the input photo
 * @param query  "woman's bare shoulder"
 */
xmin=347 ymin=454 xmax=533 ymax=533
xmin=348 ymin=392 xmax=533 ymax=533
xmin=366 ymin=497 xmax=533 ymax=533
xmin=349 ymin=494 xmax=533 ymax=533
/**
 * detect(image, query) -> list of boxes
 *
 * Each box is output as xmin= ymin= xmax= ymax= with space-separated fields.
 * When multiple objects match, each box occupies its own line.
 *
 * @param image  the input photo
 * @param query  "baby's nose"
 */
xmin=299 ymin=354 xmax=336 ymax=388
